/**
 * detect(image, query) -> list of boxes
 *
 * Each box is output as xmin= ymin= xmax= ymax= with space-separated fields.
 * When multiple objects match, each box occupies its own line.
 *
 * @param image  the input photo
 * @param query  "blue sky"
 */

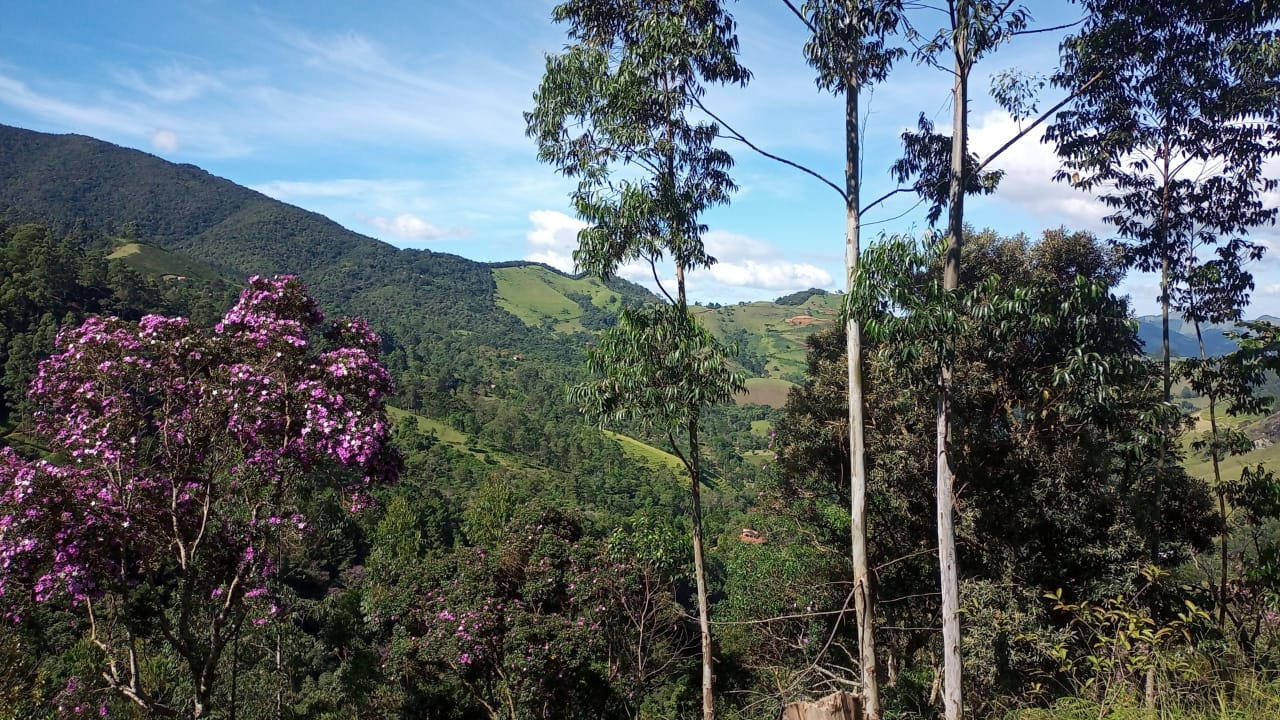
xmin=2 ymin=1 xmax=1277 ymax=315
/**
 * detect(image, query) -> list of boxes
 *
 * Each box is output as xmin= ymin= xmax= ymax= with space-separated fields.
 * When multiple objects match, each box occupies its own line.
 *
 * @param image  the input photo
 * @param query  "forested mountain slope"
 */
xmin=0 ymin=123 xmax=784 ymax=512
xmin=0 ymin=124 xmax=850 ymax=402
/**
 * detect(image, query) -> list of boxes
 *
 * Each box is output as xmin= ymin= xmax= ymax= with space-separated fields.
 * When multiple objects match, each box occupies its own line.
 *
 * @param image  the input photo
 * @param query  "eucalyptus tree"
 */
xmin=526 ymin=2 xmax=749 ymax=717
xmin=788 ymin=4 xmax=906 ymax=716
xmin=1046 ymin=0 xmax=1280 ymax=569
xmin=1176 ymin=230 xmax=1273 ymax=631
xmin=886 ymin=4 xmax=1028 ymax=717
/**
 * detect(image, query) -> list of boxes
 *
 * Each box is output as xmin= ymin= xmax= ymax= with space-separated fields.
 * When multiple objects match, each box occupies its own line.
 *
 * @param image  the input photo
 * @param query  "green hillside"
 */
xmin=698 ymin=291 xmax=842 ymax=383
xmin=107 ymin=239 xmax=227 ymax=282
xmin=493 ymin=264 xmax=648 ymax=332
xmin=0 ymin=123 xmax=806 ymax=504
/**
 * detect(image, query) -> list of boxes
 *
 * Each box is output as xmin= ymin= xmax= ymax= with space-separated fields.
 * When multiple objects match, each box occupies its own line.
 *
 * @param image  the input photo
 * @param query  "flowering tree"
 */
xmin=0 ymin=275 xmax=396 ymax=718
xmin=393 ymin=507 xmax=618 ymax=719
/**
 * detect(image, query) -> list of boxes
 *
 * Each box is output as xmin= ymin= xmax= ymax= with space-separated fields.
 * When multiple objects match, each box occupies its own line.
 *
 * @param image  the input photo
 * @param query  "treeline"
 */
xmin=3 ymin=222 xmax=1280 ymax=719
xmin=0 ymin=221 xmax=235 ymax=428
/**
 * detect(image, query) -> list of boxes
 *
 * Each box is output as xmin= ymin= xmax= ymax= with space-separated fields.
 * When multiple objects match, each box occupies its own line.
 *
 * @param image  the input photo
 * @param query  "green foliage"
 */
xmin=1046 ymin=567 xmax=1214 ymax=710
xmin=385 ymin=505 xmax=672 ymax=720
xmin=526 ymin=0 xmax=749 ymax=283
xmin=0 ymin=221 xmax=233 ymax=429
xmin=766 ymin=230 xmax=1218 ymax=714
xmin=573 ymin=304 xmax=746 ymax=436
xmin=773 ymin=288 xmax=829 ymax=306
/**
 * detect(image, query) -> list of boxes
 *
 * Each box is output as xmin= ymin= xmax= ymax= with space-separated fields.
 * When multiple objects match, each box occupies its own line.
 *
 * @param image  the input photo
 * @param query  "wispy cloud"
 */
xmin=0 ymin=73 xmax=149 ymax=136
xmin=0 ymin=71 xmax=247 ymax=157
xmin=368 ymin=213 xmax=468 ymax=242
xmin=525 ymin=210 xmax=586 ymax=271
xmin=111 ymin=64 xmax=223 ymax=103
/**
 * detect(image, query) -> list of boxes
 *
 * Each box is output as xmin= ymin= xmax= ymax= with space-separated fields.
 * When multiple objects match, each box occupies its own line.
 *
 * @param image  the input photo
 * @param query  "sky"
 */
xmin=1 ymin=0 xmax=1277 ymax=316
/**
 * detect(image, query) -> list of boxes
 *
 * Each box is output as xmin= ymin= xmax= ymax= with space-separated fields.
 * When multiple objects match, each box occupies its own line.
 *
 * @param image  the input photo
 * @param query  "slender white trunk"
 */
xmin=845 ymin=80 xmax=880 ymax=720
xmin=938 ymin=4 xmax=969 ymax=719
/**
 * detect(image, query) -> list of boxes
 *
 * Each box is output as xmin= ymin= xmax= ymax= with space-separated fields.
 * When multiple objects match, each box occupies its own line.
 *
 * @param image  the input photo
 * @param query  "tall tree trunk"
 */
xmin=1155 ymin=246 xmax=1171 ymax=565
xmin=689 ymin=415 xmax=715 ymax=720
xmin=1191 ymin=310 xmax=1230 ymax=630
xmin=938 ymin=4 xmax=968 ymax=719
xmin=1153 ymin=155 xmax=1174 ymax=566
xmin=676 ymin=263 xmax=715 ymax=720
xmin=845 ymin=81 xmax=880 ymax=720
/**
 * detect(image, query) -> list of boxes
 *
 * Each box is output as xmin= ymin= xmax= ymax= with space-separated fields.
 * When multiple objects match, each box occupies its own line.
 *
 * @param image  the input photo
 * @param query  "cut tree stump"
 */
xmin=781 ymin=691 xmax=862 ymax=720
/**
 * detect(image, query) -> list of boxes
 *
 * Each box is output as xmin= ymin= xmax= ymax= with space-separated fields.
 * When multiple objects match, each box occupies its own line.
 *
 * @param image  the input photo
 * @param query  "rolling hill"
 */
xmin=0 ymin=123 xmax=814 ymax=496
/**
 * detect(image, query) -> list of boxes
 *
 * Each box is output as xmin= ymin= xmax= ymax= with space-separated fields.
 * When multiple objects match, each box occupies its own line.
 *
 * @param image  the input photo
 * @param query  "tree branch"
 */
xmin=693 ymin=96 xmax=847 ymax=202
xmin=780 ymin=0 xmax=816 ymax=34
xmin=1012 ymin=17 xmax=1085 ymax=36
xmin=976 ymin=70 xmax=1104 ymax=174
xmin=861 ymin=187 xmax=915 ymax=215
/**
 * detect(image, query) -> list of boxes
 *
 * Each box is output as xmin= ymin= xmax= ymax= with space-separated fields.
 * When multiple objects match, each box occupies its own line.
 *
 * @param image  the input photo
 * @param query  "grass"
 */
xmin=742 ymin=449 xmax=773 ymax=468
xmin=387 ymin=405 xmax=683 ymax=475
xmin=492 ymin=265 xmax=624 ymax=332
xmin=1008 ymin=679 xmax=1280 ymax=720
xmin=1179 ymin=404 xmax=1278 ymax=483
xmin=735 ymin=377 xmax=795 ymax=408
xmin=386 ymin=406 xmax=518 ymax=468
xmin=696 ymin=293 xmax=841 ymax=381
xmin=106 ymin=239 xmax=224 ymax=282
xmin=603 ymin=429 xmax=685 ymax=473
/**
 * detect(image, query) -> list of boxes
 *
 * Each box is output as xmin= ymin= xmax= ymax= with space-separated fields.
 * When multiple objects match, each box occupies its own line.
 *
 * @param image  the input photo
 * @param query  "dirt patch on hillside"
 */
xmin=786 ymin=315 xmax=822 ymax=327
xmin=734 ymin=378 xmax=794 ymax=408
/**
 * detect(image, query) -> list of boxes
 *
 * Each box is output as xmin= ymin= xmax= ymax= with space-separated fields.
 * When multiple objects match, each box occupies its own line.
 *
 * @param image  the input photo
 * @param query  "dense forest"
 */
xmin=3 ymin=1 xmax=1280 ymax=720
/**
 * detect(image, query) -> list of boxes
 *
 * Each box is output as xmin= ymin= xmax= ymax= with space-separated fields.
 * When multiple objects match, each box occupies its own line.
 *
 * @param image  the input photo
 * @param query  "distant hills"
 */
xmin=1134 ymin=315 xmax=1277 ymax=358
xmin=0 ymin=124 xmax=649 ymax=362
xmin=0 ymin=121 xmax=1263 ymax=395
xmin=0 ymin=123 xmax=850 ymax=408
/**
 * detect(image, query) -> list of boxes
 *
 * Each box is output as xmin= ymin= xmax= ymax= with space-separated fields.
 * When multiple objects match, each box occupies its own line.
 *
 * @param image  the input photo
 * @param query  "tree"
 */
xmin=1046 ymin=0 xmax=1280 ymax=569
xmin=888 ymin=4 xmax=1028 ymax=717
xmin=398 ymin=507 xmax=625 ymax=720
xmin=526 ymin=2 xmax=749 ymax=716
xmin=784 ymin=230 xmax=1216 ymax=713
xmin=793 ymin=4 xmax=905 ymax=715
xmin=0 ymin=275 xmax=397 ymax=718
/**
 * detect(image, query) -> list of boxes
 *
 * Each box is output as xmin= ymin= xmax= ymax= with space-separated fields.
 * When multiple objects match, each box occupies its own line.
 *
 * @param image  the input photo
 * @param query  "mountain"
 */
xmin=0 ymin=124 xmax=655 ymax=363
xmin=0 ymin=124 xmax=852 ymax=409
xmin=0 ymin=124 xmax=768 ymax=521
xmin=1134 ymin=315 xmax=1263 ymax=357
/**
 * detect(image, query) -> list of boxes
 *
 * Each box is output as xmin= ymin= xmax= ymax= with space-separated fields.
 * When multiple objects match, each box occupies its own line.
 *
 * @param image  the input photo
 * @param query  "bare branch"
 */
xmin=781 ymin=0 xmax=816 ymax=34
xmin=1012 ymin=17 xmax=1085 ymax=36
xmin=863 ymin=196 xmax=927 ymax=228
xmin=976 ymin=70 xmax=1104 ymax=174
xmin=646 ymin=253 xmax=676 ymax=305
xmin=861 ymin=187 xmax=915 ymax=215
xmin=693 ymin=96 xmax=848 ymax=202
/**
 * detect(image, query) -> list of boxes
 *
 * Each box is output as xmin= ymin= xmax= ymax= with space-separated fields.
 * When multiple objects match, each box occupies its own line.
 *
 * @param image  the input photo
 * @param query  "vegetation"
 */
xmin=1 ymin=2 xmax=1280 ymax=719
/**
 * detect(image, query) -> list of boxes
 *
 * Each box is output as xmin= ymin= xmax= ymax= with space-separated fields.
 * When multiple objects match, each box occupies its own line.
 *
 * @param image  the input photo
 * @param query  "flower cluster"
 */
xmin=0 ymin=276 xmax=396 ymax=614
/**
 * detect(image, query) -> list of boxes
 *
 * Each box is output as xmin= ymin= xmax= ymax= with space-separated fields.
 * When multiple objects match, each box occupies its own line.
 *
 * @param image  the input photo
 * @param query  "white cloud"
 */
xmin=113 ymin=65 xmax=222 ymax=103
xmin=368 ymin=213 xmax=453 ymax=241
xmin=704 ymin=259 xmax=832 ymax=290
xmin=151 ymin=129 xmax=179 ymax=152
xmin=968 ymin=110 xmax=1110 ymax=231
xmin=520 ymin=215 xmax=832 ymax=294
xmin=698 ymin=228 xmax=833 ymax=291
xmin=525 ymin=209 xmax=587 ymax=272
xmin=704 ymin=229 xmax=773 ymax=260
